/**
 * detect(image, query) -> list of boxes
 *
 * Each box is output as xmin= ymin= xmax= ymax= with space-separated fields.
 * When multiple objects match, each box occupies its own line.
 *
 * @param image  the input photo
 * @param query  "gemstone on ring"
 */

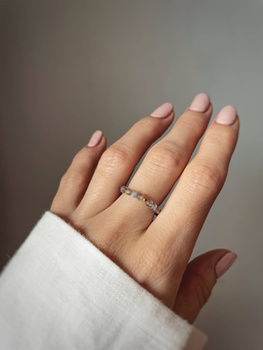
xmin=120 ymin=186 xmax=127 ymax=193
xmin=137 ymin=193 xmax=145 ymax=201
xmin=145 ymin=199 xmax=154 ymax=208
xmin=119 ymin=186 xmax=161 ymax=215
xmin=131 ymin=191 xmax=138 ymax=198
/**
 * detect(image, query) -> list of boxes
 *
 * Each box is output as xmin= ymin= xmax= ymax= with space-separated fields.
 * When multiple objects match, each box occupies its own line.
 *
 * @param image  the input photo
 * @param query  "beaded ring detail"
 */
xmin=120 ymin=186 xmax=161 ymax=216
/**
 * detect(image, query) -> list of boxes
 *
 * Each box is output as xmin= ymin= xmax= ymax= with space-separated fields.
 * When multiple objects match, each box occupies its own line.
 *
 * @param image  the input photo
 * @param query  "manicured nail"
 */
xmin=216 ymin=105 xmax=237 ymax=125
xmin=150 ymin=102 xmax=174 ymax=118
xmin=215 ymin=252 xmax=238 ymax=278
xmin=87 ymin=130 xmax=103 ymax=147
xmin=189 ymin=93 xmax=210 ymax=112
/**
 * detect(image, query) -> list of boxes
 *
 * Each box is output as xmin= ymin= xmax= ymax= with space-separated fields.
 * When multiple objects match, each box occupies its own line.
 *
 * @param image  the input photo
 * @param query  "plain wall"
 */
xmin=1 ymin=0 xmax=263 ymax=348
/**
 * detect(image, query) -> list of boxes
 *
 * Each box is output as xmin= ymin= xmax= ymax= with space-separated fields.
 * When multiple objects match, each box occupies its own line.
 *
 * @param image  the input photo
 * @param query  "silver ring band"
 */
xmin=120 ymin=186 xmax=161 ymax=216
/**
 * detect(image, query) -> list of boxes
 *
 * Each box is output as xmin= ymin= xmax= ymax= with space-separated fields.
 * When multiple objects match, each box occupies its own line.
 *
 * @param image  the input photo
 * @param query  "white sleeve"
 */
xmin=0 ymin=211 xmax=208 ymax=350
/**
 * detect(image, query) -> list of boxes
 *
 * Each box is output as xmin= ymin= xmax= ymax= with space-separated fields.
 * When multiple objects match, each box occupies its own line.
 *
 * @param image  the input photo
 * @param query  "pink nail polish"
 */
xmin=216 ymin=106 xmax=237 ymax=125
xmin=189 ymin=93 xmax=210 ymax=112
xmin=150 ymin=102 xmax=174 ymax=118
xmin=87 ymin=130 xmax=103 ymax=147
xmin=215 ymin=252 xmax=238 ymax=278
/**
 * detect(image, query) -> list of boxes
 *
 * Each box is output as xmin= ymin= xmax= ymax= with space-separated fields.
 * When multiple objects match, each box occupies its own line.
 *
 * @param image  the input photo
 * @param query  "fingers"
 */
xmin=150 ymin=106 xmax=240 ymax=268
xmin=75 ymin=103 xmax=175 ymax=218
xmin=173 ymin=249 xmax=237 ymax=323
xmin=120 ymin=93 xmax=212 ymax=222
xmin=50 ymin=131 xmax=106 ymax=219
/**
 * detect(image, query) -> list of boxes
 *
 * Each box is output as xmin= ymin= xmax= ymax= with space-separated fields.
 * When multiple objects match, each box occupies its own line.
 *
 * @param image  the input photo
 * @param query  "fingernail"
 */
xmin=150 ymin=102 xmax=174 ymax=118
xmin=216 ymin=105 xmax=237 ymax=125
xmin=215 ymin=252 xmax=238 ymax=278
xmin=87 ymin=130 xmax=103 ymax=147
xmin=189 ymin=93 xmax=210 ymax=112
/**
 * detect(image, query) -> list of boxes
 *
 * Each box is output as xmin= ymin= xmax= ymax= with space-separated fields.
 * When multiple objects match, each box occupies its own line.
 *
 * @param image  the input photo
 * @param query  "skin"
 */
xmin=50 ymin=98 xmax=239 ymax=324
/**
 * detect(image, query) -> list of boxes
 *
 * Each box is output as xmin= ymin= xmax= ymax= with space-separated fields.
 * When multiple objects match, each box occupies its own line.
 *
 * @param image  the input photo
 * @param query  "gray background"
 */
xmin=1 ymin=0 xmax=262 ymax=348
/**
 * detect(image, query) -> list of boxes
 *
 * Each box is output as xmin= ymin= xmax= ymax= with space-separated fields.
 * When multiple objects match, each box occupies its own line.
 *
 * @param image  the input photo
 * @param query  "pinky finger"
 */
xmin=50 ymin=130 xmax=106 ymax=219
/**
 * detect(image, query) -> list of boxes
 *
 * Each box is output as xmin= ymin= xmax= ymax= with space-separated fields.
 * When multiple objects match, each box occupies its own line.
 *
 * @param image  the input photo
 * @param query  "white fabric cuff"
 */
xmin=0 ymin=211 xmax=208 ymax=349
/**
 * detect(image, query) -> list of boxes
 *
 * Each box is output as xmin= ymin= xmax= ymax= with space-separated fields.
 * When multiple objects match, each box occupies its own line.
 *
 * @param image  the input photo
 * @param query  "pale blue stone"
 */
xmin=131 ymin=191 xmax=138 ymax=198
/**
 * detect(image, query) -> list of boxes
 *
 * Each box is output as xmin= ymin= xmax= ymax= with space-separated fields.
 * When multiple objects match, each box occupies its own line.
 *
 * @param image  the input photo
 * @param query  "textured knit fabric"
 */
xmin=0 ymin=211 xmax=208 ymax=349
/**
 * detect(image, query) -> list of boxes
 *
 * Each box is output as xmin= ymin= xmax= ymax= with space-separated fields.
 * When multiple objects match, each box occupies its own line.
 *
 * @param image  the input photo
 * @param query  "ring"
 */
xmin=120 ymin=186 xmax=161 ymax=216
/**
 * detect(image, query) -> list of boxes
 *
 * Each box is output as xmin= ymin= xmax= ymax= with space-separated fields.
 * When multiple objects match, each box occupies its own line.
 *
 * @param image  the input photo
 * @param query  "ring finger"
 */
xmin=113 ymin=93 xmax=212 ymax=225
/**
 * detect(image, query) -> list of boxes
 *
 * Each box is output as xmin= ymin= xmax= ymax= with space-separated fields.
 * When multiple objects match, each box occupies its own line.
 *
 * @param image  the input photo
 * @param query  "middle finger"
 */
xmin=114 ymin=93 xmax=212 ymax=224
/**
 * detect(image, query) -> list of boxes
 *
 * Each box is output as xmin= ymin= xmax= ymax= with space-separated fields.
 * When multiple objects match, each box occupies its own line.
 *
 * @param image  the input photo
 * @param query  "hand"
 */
xmin=50 ymin=93 xmax=239 ymax=323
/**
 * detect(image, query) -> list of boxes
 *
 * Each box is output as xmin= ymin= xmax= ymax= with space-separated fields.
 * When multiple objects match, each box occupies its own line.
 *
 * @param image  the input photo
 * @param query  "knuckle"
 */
xmin=99 ymin=145 xmax=132 ymax=173
xmin=147 ymin=143 xmax=184 ymax=172
xmin=185 ymin=163 xmax=225 ymax=194
xmin=134 ymin=117 xmax=157 ymax=133
xmin=180 ymin=112 xmax=206 ymax=133
xmin=60 ymin=170 xmax=86 ymax=188
xmin=190 ymin=273 xmax=214 ymax=308
xmin=186 ymin=108 xmax=209 ymax=122
xmin=72 ymin=146 xmax=93 ymax=165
